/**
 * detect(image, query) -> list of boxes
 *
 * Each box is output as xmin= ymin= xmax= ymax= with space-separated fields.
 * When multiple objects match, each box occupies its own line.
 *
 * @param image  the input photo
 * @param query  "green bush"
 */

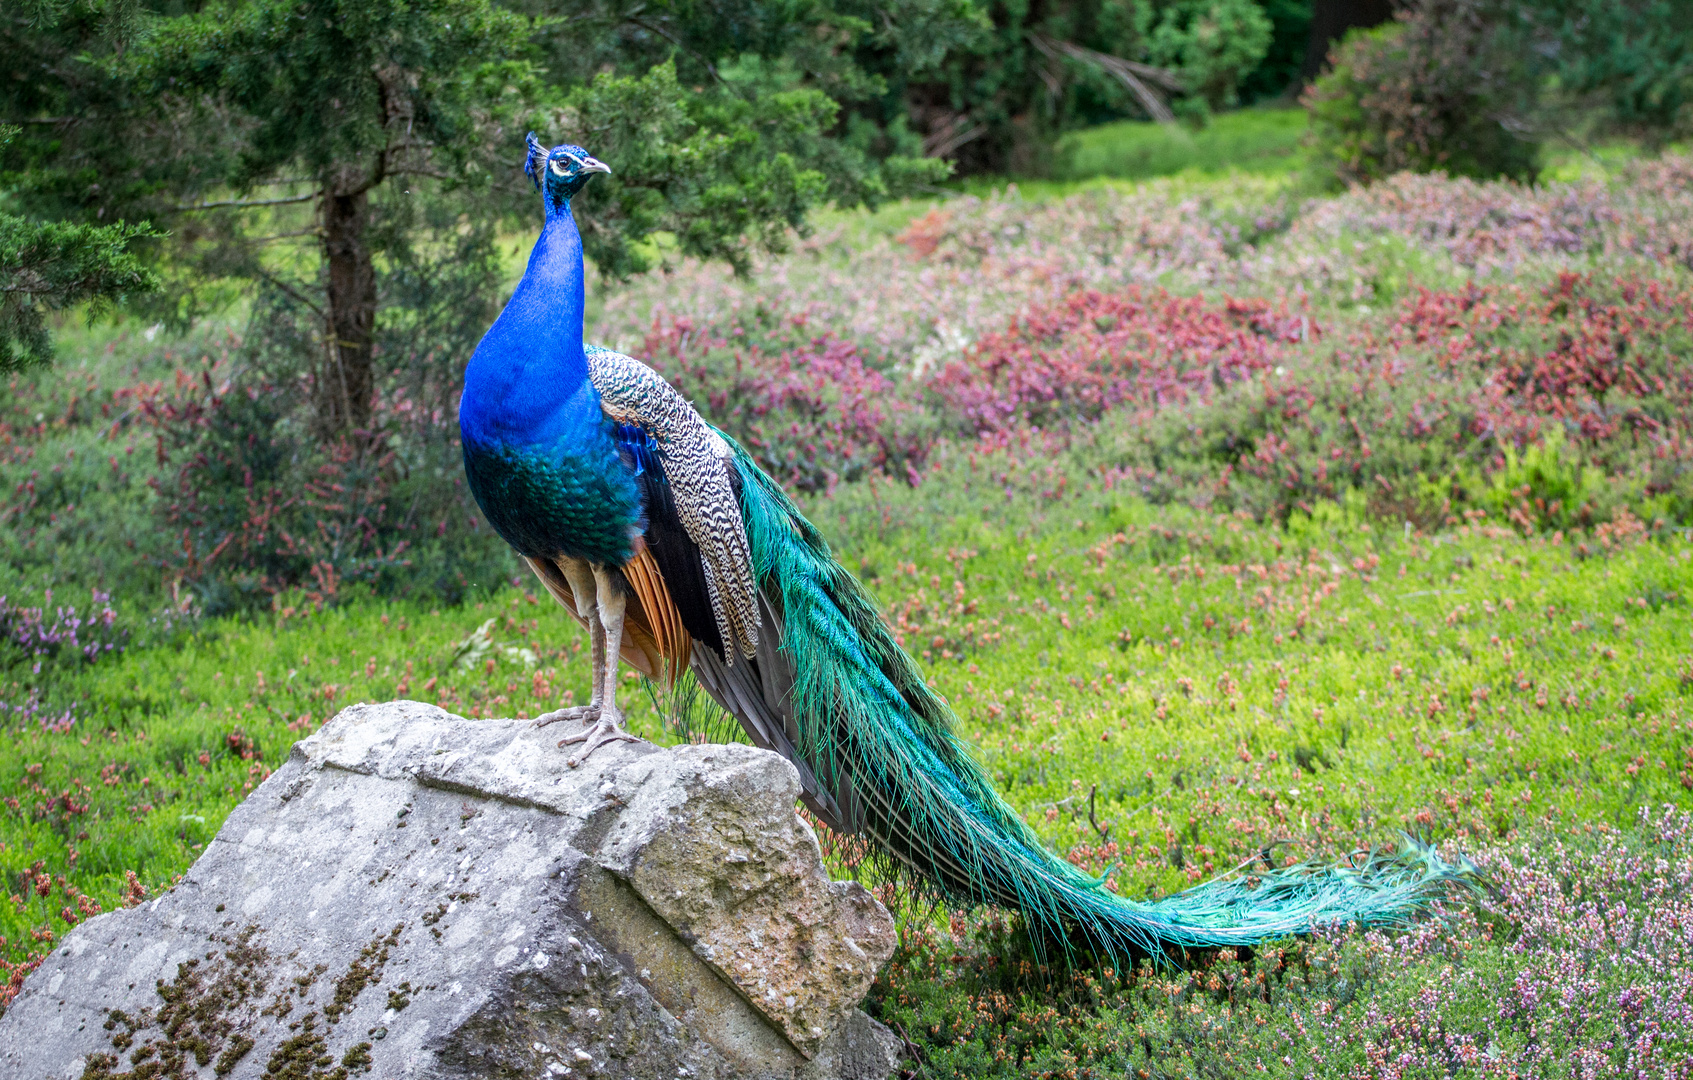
xmin=1144 ymin=0 xmax=1274 ymax=118
xmin=1303 ymin=2 xmax=1540 ymax=186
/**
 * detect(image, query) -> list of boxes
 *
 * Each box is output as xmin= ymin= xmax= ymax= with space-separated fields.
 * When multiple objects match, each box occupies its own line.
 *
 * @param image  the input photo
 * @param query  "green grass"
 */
xmin=1033 ymin=107 xmax=1678 ymax=195
xmin=1055 ymin=108 xmax=1310 ymax=183
xmin=1536 ymin=136 xmax=1693 ymax=183
xmin=5 ymin=439 xmax=1688 ymax=972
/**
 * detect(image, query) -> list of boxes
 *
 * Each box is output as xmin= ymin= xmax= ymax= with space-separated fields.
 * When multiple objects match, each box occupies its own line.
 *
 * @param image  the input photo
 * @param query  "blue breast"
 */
xmin=458 ymin=207 xmax=642 ymax=564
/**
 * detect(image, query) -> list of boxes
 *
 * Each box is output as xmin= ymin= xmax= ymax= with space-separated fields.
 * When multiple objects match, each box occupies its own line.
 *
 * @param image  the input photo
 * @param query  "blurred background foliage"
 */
xmin=0 ymin=0 xmax=1689 ymax=618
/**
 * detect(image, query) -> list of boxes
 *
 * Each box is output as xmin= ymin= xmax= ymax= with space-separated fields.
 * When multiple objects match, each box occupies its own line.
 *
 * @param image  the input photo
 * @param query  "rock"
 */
xmin=797 ymin=1011 xmax=904 ymax=1080
xmin=0 ymin=701 xmax=901 ymax=1080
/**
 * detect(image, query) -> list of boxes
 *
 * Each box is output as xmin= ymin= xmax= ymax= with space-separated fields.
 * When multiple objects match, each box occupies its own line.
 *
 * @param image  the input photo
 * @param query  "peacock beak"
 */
xmin=581 ymin=156 xmax=611 ymax=175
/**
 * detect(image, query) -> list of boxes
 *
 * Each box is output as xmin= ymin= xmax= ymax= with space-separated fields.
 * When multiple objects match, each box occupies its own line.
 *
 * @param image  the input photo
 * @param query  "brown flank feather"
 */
xmin=522 ymin=547 xmax=690 ymax=687
xmin=621 ymin=544 xmax=692 ymax=686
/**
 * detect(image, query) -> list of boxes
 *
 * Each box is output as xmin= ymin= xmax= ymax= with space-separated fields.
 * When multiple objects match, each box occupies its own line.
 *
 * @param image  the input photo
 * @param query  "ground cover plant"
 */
xmin=1056 ymin=107 xmax=1311 ymax=183
xmin=2 ymin=155 xmax=1692 ymax=1074
xmin=593 ymin=151 xmax=1693 ymax=372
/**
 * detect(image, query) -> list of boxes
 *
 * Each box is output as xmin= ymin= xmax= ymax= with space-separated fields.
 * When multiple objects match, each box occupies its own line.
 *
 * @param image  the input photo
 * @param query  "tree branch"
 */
xmin=1027 ymin=34 xmax=1180 ymax=124
xmin=381 ymin=165 xmax=458 ymax=182
xmin=252 ymin=269 xmax=324 ymax=317
xmin=922 ymin=112 xmax=987 ymax=159
xmin=623 ymin=16 xmax=726 ymax=87
xmin=172 ymin=193 xmax=318 ymax=212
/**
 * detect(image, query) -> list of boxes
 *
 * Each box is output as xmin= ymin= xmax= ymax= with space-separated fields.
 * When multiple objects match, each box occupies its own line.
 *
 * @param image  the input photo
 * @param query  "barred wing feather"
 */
xmin=585 ymin=345 xmax=759 ymax=661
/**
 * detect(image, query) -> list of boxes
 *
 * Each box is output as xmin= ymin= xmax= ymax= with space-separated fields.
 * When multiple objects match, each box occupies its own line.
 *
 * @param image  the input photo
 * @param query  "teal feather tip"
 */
xmin=683 ymin=428 xmax=1483 ymax=965
xmin=1129 ymin=834 xmax=1484 ymax=942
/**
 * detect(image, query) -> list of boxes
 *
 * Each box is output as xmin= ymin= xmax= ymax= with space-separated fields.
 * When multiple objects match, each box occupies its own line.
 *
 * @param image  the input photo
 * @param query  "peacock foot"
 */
xmin=558 ymin=709 xmax=640 ymax=767
xmin=531 ymin=705 xmax=600 ymax=730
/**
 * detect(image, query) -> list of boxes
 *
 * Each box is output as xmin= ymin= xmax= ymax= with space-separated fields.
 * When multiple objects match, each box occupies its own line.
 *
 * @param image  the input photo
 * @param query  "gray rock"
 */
xmin=0 ymin=701 xmax=901 ymax=1080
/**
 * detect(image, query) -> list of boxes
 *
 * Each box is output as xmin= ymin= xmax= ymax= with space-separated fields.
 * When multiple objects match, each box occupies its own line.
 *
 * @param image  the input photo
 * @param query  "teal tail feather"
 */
xmin=726 ymin=439 xmax=1479 ymax=960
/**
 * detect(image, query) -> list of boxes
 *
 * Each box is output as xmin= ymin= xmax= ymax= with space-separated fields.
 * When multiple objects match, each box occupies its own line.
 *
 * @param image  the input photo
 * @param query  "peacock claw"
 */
xmin=532 ymin=705 xmax=599 ymax=730
xmin=559 ymin=711 xmax=639 ymax=767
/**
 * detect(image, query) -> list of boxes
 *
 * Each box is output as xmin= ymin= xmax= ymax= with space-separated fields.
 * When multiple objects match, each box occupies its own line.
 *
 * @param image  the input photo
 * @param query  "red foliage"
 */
xmin=895 ymin=208 xmax=952 ymax=259
xmin=935 ymin=288 xmax=1314 ymax=434
xmin=1383 ymin=272 xmax=1693 ymax=447
xmin=641 ymin=288 xmax=1316 ymax=491
xmin=1189 ymin=272 xmax=1693 ymax=526
xmin=642 ymin=317 xmax=932 ymax=492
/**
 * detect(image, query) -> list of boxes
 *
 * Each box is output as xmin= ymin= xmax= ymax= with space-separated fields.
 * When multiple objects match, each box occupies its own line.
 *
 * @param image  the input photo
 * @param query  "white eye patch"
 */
xmin=548 ymin=159 xmax=567 ymax=176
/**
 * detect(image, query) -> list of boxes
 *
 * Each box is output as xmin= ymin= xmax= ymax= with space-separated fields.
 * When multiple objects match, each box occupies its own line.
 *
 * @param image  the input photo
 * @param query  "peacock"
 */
xmin=458 ymin=134 xmax=1477 ymax=963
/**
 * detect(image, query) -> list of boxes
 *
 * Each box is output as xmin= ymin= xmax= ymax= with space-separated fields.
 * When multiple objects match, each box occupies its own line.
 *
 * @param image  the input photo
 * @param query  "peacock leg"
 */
xmin=533 ymin=557 xmax=603 ymax=730
xmin=558 ymin=562 xmax=641 ymax=766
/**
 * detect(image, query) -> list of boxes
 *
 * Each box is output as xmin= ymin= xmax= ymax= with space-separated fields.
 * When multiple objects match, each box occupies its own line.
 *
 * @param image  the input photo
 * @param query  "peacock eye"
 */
xmin=548 ymin=159 xmax=567 ymax=177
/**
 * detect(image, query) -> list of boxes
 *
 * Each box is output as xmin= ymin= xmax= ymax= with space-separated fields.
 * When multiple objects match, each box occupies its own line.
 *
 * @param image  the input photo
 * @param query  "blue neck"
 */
xmin=460 ymin=202 xmax=600 ymax=449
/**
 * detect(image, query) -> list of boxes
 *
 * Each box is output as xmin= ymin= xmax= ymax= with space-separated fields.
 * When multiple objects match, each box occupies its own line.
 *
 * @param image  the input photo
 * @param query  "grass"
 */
xmin=1053 ymin=108 xmax=1311 ymax=184
xmin=5 ymin=436 xmax=1689 ymax=995
xmin=1028 ymin=107 xmax=1674 ymax=194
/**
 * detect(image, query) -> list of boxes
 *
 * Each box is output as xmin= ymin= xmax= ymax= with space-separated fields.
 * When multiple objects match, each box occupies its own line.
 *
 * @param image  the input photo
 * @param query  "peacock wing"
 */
xmin=585 ymin=345 xmax=759 ymax=661
xmin=583 ymin=346 xmax=868 ymax=829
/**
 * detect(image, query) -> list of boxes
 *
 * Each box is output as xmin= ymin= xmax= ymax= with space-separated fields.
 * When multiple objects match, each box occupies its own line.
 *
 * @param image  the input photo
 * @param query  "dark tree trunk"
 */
xmin=320 ymin=187 xmax=377 ymax=440
xmin=1302 ymin=0 xmax=1396 ymax=81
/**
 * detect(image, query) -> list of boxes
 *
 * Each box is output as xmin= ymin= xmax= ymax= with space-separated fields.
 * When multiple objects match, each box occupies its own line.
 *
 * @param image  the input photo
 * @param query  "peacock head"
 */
xmin=524 ymin=133 xmax=611 ymax=214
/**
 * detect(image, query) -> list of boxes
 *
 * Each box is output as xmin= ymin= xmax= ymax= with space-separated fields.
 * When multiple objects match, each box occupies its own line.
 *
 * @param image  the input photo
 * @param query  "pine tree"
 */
xmin=0 ymin=122 xmax=158 ymax=372
xmin=112 ymin=0 xmax=537 ymax=437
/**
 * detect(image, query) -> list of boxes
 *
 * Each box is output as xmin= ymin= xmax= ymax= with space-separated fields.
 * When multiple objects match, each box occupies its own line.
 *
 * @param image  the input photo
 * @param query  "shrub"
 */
xmin=1108 ymin=272 xmax=1693 ymax=527
xmin=1303 ymin=1 xmax=1540 ymax=186
xmin=1143 ymin=0 xmax=1275 ymax=118
xmin=150 ymin=368 xmax=519 ymax=614
xmin=642 ymin=263 xmax=1693 ymax=534
xmin=933 ymin=286 xmax=1310 ymax=432
xmin=0 ymin=324 xmax=519 ymax=617
xmin=641 ymin=287 xmax=1314 ymax=491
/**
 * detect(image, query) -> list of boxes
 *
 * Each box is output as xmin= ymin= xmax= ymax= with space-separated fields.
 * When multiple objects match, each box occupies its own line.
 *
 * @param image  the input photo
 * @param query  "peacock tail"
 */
xmin=723 ymin=433 xmax=1478 ymax=961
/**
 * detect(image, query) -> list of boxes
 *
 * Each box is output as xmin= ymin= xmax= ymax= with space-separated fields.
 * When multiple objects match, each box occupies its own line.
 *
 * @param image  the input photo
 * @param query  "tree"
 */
xmin=2 ymin=0 xmax=982 ymax=607
xmin=0 ymin=208 xmax=158 ymax=371
xmin=883 ymin=0 xmax=1276 ymax=175
xmin=1237 ymin=0 xmax=1312 ymax=103
xmin=1300 ymin=0 xmax=1392 ymax=82
xmin=1526 ymin=0 xmax=1692 ymax=144
xmin=113 ymin=0 xmax=536 ymax=438
xmin=1143 ymin=0 xmax=1273 ymax=120
xmin=509 ymin=0 xmax=968 ymax=271
xmin=0 ymin=44 xmax=158 ymax=372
